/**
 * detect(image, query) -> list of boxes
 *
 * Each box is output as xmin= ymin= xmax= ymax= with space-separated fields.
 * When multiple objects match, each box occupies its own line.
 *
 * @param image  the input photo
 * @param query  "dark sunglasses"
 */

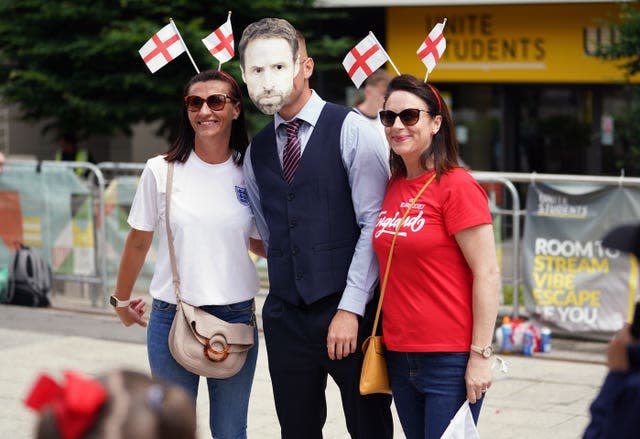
xmin=379 ymin=109 xmax=430 ymax=127
xmin=184 ymin=94 xmax=236 ymax=112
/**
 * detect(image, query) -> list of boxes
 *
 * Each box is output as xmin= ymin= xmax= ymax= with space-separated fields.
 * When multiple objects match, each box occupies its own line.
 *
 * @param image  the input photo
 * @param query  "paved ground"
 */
xmin=0 ymin=291 xmax=609 ymax=439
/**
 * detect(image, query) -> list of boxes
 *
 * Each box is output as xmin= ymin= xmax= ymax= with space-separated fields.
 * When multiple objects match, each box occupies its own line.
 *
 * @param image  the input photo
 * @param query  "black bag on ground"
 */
xmin=7 ymin=245 xmax=52 ymax=307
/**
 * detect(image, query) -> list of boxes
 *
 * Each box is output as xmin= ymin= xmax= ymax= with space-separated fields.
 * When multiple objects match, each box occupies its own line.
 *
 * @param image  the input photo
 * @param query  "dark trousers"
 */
xmin=262 ymin=292 xmax=393 ymax=439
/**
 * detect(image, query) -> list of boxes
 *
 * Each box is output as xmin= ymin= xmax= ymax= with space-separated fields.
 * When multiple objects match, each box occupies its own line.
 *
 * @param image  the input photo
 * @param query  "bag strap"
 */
xmin=369 ymin=173 xmax=436 ymax=339
xmin=165 ymin=162 xmax=182 ymax=303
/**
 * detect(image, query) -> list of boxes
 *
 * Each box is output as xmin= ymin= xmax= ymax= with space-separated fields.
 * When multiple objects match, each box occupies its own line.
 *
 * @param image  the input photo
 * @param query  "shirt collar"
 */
xmin=274 ymin=90 xmax=325 ymax=130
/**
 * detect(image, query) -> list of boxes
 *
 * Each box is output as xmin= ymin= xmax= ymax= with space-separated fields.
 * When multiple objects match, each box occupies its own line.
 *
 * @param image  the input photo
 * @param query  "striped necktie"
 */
xmin=282 ymin=119 xmax=303 ymax=184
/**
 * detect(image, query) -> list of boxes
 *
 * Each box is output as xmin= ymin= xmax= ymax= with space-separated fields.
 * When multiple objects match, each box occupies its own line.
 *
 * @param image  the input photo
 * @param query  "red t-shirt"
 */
xmin=372 ymin=168 xmax=492 ymax=352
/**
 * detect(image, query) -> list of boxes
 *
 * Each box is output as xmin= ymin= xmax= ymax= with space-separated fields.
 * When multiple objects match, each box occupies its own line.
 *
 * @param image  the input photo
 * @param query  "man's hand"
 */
xmin=114 ymin=298 xmax=147 ymax=327
xmin=327 ymin=310 xmax=359 ymax=360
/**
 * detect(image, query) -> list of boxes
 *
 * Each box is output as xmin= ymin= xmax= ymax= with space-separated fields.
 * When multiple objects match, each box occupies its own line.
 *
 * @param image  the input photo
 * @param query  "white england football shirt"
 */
xmin=128 ymin=153 xmax=260 ymax=306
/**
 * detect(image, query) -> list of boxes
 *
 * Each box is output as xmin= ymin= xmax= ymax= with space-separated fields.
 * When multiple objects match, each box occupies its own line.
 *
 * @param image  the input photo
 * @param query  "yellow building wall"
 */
xmin=387 ymin=3 xmax=637 ymax=83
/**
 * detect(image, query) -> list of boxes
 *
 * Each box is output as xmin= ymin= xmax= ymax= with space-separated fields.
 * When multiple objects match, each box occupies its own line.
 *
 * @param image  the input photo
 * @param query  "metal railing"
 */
xmin=3 ymin=159 xmax=107 ymax=306
xmin=472 ymin=173 xmax=522 ymax=317
xmin=473 ymin=171 xmax=640 ymax=319
xmin=5 ymin=160 xmax=640 ymax=316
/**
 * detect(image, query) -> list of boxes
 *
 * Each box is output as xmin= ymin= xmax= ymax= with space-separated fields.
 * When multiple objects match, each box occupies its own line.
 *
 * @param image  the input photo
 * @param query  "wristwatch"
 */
xmin=470 ymin=344 xmax=493 ymax=359
xmin=109 ymin=294 xmax=130 ymax=308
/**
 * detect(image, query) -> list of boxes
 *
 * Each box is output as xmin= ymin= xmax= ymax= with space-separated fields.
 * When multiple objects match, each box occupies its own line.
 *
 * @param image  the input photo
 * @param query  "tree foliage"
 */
xmin=597 ymin=0 xmax=640 ymax=76
xmin=0 ymin=0 xmax=353 ymax=141
xmin=596 ymin=1 xmax=640 ymax=173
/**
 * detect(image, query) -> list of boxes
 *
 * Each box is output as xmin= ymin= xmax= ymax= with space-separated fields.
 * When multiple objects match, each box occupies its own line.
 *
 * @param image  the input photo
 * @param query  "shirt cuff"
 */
xmin=337 ymin=285 xmax=371 ymax=317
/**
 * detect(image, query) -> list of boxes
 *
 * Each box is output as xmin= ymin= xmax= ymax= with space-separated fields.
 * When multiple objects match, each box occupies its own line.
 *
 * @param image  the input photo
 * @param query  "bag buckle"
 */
xmin=204 ymin=342 xmax=230 ymax=362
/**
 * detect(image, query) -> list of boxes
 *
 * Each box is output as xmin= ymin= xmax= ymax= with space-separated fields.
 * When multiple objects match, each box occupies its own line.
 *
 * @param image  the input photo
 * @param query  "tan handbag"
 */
xmin=164 ymin=162 xmax=255 ymax=378
xmin=359 ymin=174 xmax=436 ymax=395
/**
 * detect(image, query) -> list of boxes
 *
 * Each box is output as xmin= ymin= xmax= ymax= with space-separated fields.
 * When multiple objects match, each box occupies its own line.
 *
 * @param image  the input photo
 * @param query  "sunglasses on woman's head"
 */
xmin=184 ymin=94 xmax=235 ymax=112
xmin=379 ymin=109 xmax=430 ymax=127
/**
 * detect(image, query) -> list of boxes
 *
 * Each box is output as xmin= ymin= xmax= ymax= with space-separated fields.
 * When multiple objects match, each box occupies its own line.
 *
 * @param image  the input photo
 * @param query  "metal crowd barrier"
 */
xmin=4 ymin=159 xmax=640 ymax=315
xmin=2 ymin=159 xmax=107 ymax=306
xmin=473 ymin=171 xmax=640 ymax=319
xmin=471 ymin=174 xmax=522 ymax=317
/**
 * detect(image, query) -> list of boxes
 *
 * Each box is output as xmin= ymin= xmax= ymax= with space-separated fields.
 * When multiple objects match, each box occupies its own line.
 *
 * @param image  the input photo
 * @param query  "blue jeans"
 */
xmin=147 ymin=298 xmax=258 ymax=439
xmin=386 ymin=351 xmax=483 ymax=439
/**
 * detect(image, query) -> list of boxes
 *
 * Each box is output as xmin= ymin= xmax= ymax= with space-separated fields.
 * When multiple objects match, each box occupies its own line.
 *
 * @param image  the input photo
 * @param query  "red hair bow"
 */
xmin=24 ymin=371 xmax=108 ymax=439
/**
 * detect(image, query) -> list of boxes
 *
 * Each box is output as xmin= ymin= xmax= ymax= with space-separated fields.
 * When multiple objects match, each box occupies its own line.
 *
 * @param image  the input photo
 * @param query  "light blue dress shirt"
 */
xmin=243 ymin=91 xmax=390 ymax=316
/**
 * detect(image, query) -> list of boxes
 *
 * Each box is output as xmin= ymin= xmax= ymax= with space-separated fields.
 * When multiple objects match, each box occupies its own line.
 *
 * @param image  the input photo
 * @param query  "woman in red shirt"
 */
xmin=373 ymin=75 xmax=500 ymax=439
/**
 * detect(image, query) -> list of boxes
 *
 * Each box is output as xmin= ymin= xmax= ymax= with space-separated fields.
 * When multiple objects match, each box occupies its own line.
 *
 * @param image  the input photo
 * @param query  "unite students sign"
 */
xmin=387 ymin=3 xmax=636 ymax=83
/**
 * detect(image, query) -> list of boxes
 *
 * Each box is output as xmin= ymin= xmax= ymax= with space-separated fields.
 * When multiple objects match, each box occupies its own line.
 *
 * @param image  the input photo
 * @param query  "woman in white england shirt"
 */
xmin=112 ymin=70 xmax=264 ymax=439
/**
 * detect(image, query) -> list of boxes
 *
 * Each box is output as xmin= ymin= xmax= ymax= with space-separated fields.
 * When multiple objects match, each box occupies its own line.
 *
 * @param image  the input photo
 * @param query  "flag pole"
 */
xmin=369 ymin=31 xmax=401 ymax=76
xmin=170 ymin=18 xmax=200 ymax=74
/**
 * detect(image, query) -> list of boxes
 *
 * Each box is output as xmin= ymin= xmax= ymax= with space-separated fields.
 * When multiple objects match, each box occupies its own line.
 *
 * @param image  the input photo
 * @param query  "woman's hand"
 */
xmin=465 ymin=354 xmax=493 ymax=404
xmin=115 ymin=298 xmax=147 ymax=327
xmin=113 ymin=228 xmax=153 ymax=327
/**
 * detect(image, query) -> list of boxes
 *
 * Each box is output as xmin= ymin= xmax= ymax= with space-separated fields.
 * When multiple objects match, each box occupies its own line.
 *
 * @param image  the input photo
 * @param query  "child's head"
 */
xmin=25 ymin=369 xmax=196 ymax=439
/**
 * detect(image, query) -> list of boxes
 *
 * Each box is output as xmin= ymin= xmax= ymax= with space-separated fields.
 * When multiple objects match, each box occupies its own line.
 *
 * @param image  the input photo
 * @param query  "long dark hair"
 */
xmin=384 ymin=74 xmax=459 ymax=179
xmin=165 ymin=70 xmax=249 ymax=165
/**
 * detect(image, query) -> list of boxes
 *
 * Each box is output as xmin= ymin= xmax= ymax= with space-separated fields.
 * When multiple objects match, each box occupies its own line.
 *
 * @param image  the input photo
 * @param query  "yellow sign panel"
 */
xmin=387 ymin=3 xmax=637 ymax=83
xmin=23 ymin=217 xmax=42 ymax=247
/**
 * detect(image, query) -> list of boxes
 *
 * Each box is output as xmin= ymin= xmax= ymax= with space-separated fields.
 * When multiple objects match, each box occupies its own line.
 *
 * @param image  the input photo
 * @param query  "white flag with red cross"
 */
xmin=417 ymin=20 xmax=447 ymax=75
xmin=139 ymin=23 xmax=187 ymax=74
xmin=202 ymin=14 xmax=234 ymax=65
xmin=342 ymin=34 xmax=390 ymax=89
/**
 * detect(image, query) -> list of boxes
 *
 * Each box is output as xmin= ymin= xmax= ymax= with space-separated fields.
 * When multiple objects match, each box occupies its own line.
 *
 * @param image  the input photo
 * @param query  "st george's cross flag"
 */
xmin=342 ymin=34 xmax=390 ymax=89
xmin=139 ymin=23 xmax=187 ymax=73
xmin=202 ymin=14 xmax=234 ymax=64
xmin=417 ymin=20 xmax=447 ymax=75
